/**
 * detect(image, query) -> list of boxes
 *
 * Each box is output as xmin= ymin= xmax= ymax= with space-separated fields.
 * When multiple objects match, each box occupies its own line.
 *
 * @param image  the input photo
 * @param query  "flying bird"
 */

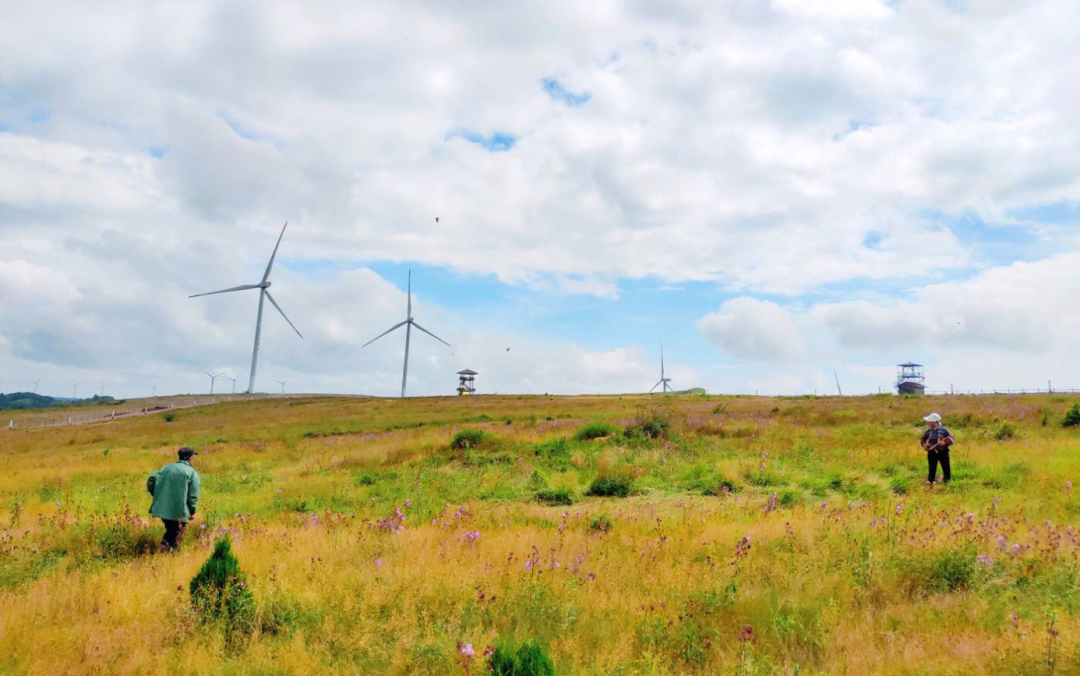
xmin=435 ymin=217 xmax=440 ymax=223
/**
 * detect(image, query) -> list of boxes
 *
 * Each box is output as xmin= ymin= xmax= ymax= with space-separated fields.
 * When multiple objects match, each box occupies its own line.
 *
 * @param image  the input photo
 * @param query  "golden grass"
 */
xmin=1 ymin=393 xmax=1079 ymax=674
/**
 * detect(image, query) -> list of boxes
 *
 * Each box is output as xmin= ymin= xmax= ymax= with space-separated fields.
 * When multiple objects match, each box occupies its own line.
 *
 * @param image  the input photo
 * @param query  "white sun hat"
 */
xmin=923 ymin=412 xmax=942 ymax=423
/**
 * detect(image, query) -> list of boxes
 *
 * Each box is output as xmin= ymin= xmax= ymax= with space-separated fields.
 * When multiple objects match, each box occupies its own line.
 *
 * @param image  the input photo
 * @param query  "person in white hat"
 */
xmin=920 ymin=413 xmax=955 ymax=484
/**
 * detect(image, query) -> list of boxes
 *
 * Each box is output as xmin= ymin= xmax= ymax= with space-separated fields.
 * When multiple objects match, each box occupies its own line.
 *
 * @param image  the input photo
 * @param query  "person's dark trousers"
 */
xmin=927 ymin=450 xmax=951 ymax=484
xmin=161 ymin=519 xmax=187 ymax=550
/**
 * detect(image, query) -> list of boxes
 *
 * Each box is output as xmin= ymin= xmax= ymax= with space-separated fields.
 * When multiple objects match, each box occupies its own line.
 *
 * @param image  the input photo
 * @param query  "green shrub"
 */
xmin=450 ymin=428 xmax=488 ymax=450
xmin=587 ymin=474 xmax=632 ymax=498
xmin=777 ymin=488 xmax=803 ymax=507
xmin=624 ymin=406 xmax=674 ymax=440
xmin=589 ymin=514 xmax=613 ymax=533
xmin=901 ymin=547 xmax=978 ymax=594
xmin=490 ymin=640 xmax=555 ymax=676
xmin=1062 ymin=403 xmax=1080 ymax=428
xmin=163 ymin=412 xmax=178 ymax=423
xmin=890 ymin=475 xmax=913 ymax=495
xmin=93 ymin=523 xmax=158 ymax=561
xmin=994 ymin=422 xmax=1016 ymax=441
xmin=575 ymin=421 xmax=618 ymax=441
xmin=190 ymin=536 xmax=256 ymax=638
xmin=683 ymin=466 xmax=738 ymax=496
xmin=536 ymin=487 xmax=574 ymax=506
xmin=532 ymin=439 xmax=572 ymax=471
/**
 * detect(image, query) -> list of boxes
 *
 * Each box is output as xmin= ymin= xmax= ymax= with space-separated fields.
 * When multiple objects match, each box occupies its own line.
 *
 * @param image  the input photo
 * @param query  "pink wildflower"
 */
xmin=460 ymin=643 xmax=475 ymax=657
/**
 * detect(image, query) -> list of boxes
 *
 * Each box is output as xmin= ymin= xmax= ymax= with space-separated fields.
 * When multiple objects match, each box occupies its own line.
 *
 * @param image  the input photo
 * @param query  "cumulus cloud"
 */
xmin=0 ymin=0 xmax=1077 ymax=396
xmin=697 ymin=298 xmax=805 ymax=362
xmin=696 ymin=253 xmax=1080 ymax=393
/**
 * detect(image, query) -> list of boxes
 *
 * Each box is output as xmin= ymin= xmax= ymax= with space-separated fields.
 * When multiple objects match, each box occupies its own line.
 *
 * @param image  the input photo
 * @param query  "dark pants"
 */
xmin=161 ymin=519 xmax=187 ymax=550
xmin=928 ymin=451 xmax=951 ymax=484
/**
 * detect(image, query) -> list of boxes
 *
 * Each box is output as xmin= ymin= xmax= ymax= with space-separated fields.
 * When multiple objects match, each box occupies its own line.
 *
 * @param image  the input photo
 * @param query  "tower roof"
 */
xmin=457 ymin=369 xmax=478 ymax=375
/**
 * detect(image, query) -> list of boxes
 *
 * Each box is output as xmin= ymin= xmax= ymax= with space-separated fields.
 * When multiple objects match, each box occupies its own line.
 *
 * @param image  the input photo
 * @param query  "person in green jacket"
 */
xmin=147 ymin=447 xmax=201 ymax=551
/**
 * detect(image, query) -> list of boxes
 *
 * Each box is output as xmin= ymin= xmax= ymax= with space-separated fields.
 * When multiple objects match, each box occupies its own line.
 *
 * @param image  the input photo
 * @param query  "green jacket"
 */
xmin=147 ymin=460 xmax=200 ymax=522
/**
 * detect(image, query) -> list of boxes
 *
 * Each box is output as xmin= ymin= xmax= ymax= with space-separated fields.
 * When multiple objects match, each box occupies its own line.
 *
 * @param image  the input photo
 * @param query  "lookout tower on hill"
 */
xmin=457 ymin=369 xmax=477 ymax=396
xmin=896 ymin=362 xmax=926 ymax=395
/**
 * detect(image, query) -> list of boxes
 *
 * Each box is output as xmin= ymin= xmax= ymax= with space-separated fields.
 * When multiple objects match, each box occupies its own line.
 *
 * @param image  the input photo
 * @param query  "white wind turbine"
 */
xmin=362 ymin=270 xmax=450 ymax=397
xmin=274 ymin=377 xmax=290 ymax=395
xmin=650 ymin=343 xmax=674 ymax=394
xmin=202 ymin=370 xmax=226 ymax=395
xmin=224 ymin=375 xmax=242 ymax=394
xmin=189 ymin=223 xmax=303 ymax=393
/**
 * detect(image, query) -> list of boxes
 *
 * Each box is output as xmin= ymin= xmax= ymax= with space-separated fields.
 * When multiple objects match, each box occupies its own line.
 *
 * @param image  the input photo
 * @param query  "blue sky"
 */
xmin=0 ymin=0 xmax=1077 ymax=398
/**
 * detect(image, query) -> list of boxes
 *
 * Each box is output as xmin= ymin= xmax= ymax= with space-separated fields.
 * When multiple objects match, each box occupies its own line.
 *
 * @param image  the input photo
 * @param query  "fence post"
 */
xmin=8 ymin=420 xmax=12 ymax=430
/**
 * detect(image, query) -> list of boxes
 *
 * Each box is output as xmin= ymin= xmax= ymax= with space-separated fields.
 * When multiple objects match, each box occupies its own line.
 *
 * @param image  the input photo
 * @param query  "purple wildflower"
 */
xmin=460 ymin=643 xmax=475 ymax=657
xmin=977 ymin=554 xmax=994 ymax=566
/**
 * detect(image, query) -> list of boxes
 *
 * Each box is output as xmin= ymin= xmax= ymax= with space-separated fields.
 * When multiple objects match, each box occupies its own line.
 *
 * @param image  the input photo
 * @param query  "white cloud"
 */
xmin=697 ymin=297 xmax=806 ymax=362
xmin=0 ymin=0 xmax=1077 ymax=395
xmin=696 ymin=253 xmax=1080 ymax=393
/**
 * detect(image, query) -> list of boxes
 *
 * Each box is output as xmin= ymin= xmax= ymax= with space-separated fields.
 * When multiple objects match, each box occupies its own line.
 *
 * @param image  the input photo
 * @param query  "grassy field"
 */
xmin=1 ymin=393 xmax=1079 ymax=675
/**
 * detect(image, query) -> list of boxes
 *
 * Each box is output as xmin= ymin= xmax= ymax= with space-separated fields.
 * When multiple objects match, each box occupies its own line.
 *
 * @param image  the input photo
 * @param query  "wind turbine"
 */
xmin=650 ymin=343 xmax=674 ymax=394
xmin=188 ymin=222 xmax=303 ymax=393
xmin=202 ymin=370 xmax=226 ymax=395
xmin=73 ymin=381 xmax=81 ymax=399
xmin=225 ymin=375 xmax=242 ymax=394
xmin=274 ymin=377 xmax=290 ymax=395
xmin=30 ymin=379 xmax=40 ymax=394
xmin=148 ymin=384 xmax=158 ymax=398
xmin=833 ymin=367 xmax=843 ymax=396
xmin=362 ymin=270 xmax=450 ymax=397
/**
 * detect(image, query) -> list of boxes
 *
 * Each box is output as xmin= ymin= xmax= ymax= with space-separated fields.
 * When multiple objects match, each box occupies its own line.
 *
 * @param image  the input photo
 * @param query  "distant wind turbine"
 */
xmin=188 ymin=222 xmax=303 ymax=394
xmin=148 ymin=384 xmax=158 ymax=397
xmin=30 ymin=379 xmax=40 ymax=394
xmin=72 ymin=381 xmax=81 ymax=399
xmin=650 ymin=343 xmax=674 ymax=394
xmin=274 ymin=377 xmax=290 ymax=395
xmin=225 ymin=375 xmax=242 ymax=394
xmin=833 ymin=367 xmax=843 ymax=396
xmin=202 ymin=370 xmax=226 ymax=395
xmin=362 ymin=270 xmax=450 ymax=397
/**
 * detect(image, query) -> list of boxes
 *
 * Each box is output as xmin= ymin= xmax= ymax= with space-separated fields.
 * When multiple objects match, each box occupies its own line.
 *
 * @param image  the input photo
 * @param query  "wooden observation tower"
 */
xmin=456 ymin=369 xmax=477 ymax=396
xmin=896 ymin=362 xmax=926 ymax=395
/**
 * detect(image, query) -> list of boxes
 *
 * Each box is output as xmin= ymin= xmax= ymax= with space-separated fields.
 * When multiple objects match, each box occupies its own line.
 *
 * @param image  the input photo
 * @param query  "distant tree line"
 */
xmin=0 ymin=392 xmax=119 ymax=411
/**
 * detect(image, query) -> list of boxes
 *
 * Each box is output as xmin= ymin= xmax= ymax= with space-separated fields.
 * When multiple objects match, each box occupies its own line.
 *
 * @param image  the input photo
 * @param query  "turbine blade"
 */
xmin=264 ymin=290 xmax=303 ymax=338
xmin=407 ymin=270 xmax=412 ymax=319
xmin=261 ymin=222 xmax=288 ymax=283
xmin=650 ymin=380 xmax=663 ymax=393
xmin=188 ymin=284 xmax=260 ymax=298
xmin=410 ymin=321 xmax=450 ymax=347
xmin=362 ymin=320 xmax=408 ymax=347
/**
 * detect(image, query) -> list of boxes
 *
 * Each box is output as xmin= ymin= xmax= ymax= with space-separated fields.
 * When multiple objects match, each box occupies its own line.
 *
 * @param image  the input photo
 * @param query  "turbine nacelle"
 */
xmin=188 ymin=222 xmax=301 ymax=394
xmin=362 ymin=269 xmax=451 ymax=397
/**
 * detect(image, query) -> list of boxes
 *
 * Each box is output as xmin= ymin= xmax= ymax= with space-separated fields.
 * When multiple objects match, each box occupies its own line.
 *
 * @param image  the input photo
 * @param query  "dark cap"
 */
xmin=178 ymin=447 xmax=198 ymax=460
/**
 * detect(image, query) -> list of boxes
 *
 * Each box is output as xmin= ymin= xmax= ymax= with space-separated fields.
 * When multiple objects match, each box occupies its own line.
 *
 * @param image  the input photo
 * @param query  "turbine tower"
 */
xmin=189 ymin=222 xmax=303 ymax=393
xmin=202 ymin=370 xmax=226 ymax=395
xmin=362 ymin=270 xmax=450 ymax=397
xmin=833 ymin=367 xmax=843 ymax=396
xmin=224 ymin=375 xmax=241 ymax=394
xmin=650 ymin=343 xmax=674 ymax=394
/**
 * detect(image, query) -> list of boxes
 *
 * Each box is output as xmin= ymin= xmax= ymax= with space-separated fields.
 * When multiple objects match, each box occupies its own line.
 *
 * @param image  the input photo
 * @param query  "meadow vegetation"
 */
xmin=1 ymin=393 xmax=1080 ymax=674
